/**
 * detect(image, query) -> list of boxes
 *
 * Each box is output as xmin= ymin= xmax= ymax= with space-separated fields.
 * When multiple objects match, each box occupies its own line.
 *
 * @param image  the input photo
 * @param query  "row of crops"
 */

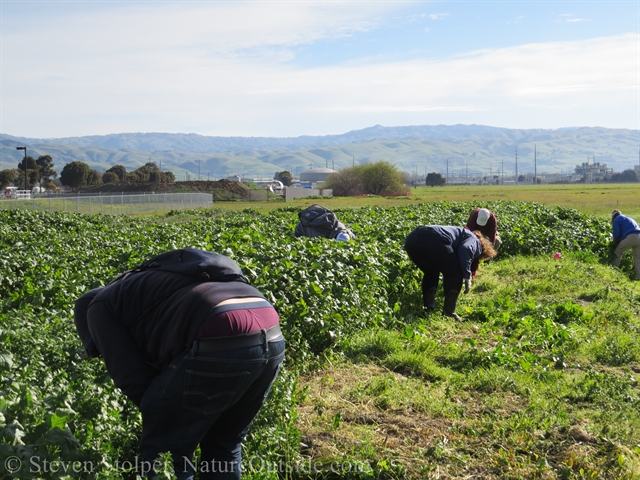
xmin=0 ymin=201 xmax=631 ymax=479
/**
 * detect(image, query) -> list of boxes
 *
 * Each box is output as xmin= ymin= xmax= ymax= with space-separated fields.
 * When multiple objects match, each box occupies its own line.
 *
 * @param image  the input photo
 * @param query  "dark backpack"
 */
xmin=298 ymin=204 xmax=339 ymax=233
xmin=129 ymin=248 xmax=247 ymax=283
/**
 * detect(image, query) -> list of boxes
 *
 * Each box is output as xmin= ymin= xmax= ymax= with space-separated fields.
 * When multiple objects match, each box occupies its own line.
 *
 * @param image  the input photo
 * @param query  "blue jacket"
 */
xmin=405 ymin=226 xmax=482 ymax=279
xmin=612 ymin=215 xmax=640 ymax=240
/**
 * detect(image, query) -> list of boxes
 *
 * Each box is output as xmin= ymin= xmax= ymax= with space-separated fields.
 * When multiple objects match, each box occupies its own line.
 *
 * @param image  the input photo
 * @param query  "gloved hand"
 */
xmin=463 ymin=278 xmax=471 ymax=294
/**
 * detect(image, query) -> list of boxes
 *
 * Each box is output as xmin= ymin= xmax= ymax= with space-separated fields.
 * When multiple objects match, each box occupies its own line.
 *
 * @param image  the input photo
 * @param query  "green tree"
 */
xmin=102 ymin=171 xmax=120 ymax=184
xmin=0 ymin=169 xmax=18 ymax=189
xmin=161 ymin=171 xmax=175 ymax=183
xmin=426 ymin=172 xmax=446 ymax=187
xmin=323 ymin=161 xmax=406 ymax=196
xmin=322 ymin=167 xmax=364 ymax=196
xmin=60 ymin=161 xmax=91 ymax=189
xmin=16 ymin=156 xmax=37 ymax=189
xmin=357 ymin=161 xmax=405 ymax=195
xmin=106 ymin=165 xmax=127 ymax=182
xmin=275 ymin=170 xmax=293 ymax=186
xmin=86 ymin=169 xmax=103 ymax=186
xmin=610 ymin=169 xmax=639 ymax=182
xmin=127 ymin=172 xmax=140 ymax=183
xmin=36 ymin=155 xmax=57 ymax=183
xmin=131 ymin=162 xmax=159 ymax=183
xmin=15 ymin=168 xmax=39 ymax=190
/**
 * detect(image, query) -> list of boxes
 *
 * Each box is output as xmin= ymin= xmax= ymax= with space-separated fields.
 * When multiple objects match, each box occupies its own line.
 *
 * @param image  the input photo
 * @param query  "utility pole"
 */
xmin=534 ymin=144 xmax=537 ymax=184
xmin=466 ymin=162 xmax=468 ymax=184
xmin=501 ymin=159 xmax=504 ymax=185
xmin=198 ymin=160 xmax=201 ymax=181
xmin=16 ymin=146 xmax=27 ymax=190
xmin=515 ymin=147 xmax=518 ymax=184
xmin=446 ymin=160 xmax=449 ymax=185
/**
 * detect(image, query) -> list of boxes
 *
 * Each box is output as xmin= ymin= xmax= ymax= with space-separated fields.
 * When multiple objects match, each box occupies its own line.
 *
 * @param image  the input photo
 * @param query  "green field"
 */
xmin=213 ymin=183 xmax=640 ymax=219
xmin=0 ymin=199 xmax=638 ymax=479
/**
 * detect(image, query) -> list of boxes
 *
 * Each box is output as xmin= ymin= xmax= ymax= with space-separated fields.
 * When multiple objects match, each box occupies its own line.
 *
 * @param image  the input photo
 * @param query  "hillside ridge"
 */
xmin=2 ymin=124 xmax=638 ymax=178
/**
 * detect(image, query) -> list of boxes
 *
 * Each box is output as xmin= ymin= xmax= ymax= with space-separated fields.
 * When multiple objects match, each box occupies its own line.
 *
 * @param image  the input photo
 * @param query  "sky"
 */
xmin=1 ymin=0 xmax=639 ymax=139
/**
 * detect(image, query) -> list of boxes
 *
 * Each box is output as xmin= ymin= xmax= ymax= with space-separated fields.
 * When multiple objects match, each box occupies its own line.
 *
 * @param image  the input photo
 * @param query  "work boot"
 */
xmin=443 ymin=290 xmax=462 ymax=321
xmin=423 ymin=286 xmax=437 ymax=312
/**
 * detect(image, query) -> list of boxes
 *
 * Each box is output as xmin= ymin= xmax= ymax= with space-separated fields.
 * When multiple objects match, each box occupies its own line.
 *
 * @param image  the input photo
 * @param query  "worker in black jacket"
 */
xmin=294 ymin=204 xmax=355 ymax=240
xmin=74 ymin=248 xmax=285 ymax=480
xmin=404 ymin=226 xmax=496 ymax=321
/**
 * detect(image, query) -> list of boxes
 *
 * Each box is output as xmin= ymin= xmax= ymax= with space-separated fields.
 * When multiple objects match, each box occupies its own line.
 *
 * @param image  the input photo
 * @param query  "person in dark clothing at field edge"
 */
xmin=404 ymin=226 xmax=496 ymax=321
xmin=611 ymin=209 xmax=640 ymax=279
xmin=294 ymin=204 xmax=355 ymax=241
xmin=74 ymin=248 xmax=285 ymax=480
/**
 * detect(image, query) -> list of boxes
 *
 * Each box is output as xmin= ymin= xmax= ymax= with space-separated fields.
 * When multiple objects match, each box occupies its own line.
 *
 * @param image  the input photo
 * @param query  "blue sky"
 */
xmin=1 ymin=0 xmax=638 ymax=138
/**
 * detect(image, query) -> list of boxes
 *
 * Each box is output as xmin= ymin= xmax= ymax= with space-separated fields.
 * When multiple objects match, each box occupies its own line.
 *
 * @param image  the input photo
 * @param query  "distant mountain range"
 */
xmin=1 ymin=124 xmax=638 ymax=180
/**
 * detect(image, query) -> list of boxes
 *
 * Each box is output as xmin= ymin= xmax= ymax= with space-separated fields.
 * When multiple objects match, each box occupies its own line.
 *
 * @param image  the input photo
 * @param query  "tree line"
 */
xmin=0 ymin=158 xmax=175 ymax=191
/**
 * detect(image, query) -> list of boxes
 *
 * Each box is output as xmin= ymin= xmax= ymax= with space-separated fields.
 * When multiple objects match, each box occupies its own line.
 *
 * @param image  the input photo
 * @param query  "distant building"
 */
xmin=299 ymin=167 xmax=337 ymax=183
xmin=574 ymin=161 xmax=612 ymax=182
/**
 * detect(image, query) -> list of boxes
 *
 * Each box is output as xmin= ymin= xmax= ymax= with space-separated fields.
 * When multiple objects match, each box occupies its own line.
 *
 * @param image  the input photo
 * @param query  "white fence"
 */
xmin=0 ymin=193 xmax=212 ymax=215
xmin=284 ymin=187 xmax=333 ymax=202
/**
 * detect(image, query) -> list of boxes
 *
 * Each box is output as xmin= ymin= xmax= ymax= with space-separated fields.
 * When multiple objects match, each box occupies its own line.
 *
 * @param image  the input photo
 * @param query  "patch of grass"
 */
xmin=593 ymin=329 xmax=640 ymax=367
xmin=297 ymin=253 xmax=640 ymax=479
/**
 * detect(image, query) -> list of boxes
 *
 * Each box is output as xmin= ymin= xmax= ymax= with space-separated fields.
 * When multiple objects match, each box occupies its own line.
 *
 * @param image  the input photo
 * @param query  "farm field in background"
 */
xmin=208 ymin=183 xmax=640 ymax=218
xmin=1 ymin=183 xmax=636 ymax=218
xmin=0 ymin=201 xmax=639 ymax=479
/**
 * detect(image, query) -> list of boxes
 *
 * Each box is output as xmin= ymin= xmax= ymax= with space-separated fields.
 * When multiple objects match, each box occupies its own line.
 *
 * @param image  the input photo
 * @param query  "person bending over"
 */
xmin=74 ymin=248 xmax=285 ymax=480
xmin=405 ymin=226 xmax=496 ymax=321
xmin=611 ymin=209 xmax=640 ymax=280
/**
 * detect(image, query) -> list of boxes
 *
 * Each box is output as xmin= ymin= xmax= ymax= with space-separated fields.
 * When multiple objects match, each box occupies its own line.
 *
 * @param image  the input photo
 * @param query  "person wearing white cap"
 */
xmin=467 ymin=208 xmax=501 ymax=250
xmin=404 ymin=225 xmax=497 ymax=321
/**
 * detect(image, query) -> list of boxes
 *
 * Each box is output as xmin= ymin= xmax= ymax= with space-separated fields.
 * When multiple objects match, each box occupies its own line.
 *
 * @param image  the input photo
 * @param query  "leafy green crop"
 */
xmin=0 ymin=201 xmax=631 ymax=479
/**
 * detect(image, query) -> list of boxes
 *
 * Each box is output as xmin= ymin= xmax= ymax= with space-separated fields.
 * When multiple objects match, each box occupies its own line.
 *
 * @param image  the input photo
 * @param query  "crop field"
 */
xmin=0 ymin=200 xmax=639 ymax=479
xmin=196 ymin=183 xmax=640 ymax=219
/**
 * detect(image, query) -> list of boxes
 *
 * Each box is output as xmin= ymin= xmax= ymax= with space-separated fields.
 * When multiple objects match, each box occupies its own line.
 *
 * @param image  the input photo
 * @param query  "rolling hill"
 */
xmin=1 ymin=124 xmax=638 ymax=179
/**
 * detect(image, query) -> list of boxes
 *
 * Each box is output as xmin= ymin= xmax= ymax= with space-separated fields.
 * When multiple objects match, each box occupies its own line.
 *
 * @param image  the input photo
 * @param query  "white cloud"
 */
xmin=507 ymin=16 xmax=525 ymax=25
xmin=408 ymin=13 xmax=427 ymax=22
xmin=429 ymin=13 xmax=449 ymax=20
xmin=0 ymin=2 xmax=637 ymax=137
xmin=558 ymin=14 xmax=591 ymax=23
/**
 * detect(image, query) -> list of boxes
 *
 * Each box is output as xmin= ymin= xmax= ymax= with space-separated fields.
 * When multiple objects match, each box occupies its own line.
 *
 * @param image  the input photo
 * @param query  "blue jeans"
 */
xmin=139 ymin=336 xmax=285 ymax=480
